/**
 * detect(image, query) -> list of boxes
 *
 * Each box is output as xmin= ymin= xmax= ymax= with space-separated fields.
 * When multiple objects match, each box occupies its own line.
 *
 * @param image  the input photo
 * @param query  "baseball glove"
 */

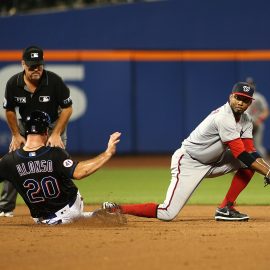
xmin=264 ymin=176 xmax=270 ymax=187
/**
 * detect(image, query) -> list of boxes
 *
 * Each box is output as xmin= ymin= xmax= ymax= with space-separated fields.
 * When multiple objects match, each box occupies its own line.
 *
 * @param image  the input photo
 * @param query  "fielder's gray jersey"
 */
xmin=182 ymin=102 xmax=253 ymax=164
xmin=246 ymin=92 xmax=269 ymax=122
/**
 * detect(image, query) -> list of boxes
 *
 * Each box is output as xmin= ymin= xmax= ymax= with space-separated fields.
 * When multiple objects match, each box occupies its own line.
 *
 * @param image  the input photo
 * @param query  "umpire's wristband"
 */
xmin=237 ymin=151 xmax=256 ymax=167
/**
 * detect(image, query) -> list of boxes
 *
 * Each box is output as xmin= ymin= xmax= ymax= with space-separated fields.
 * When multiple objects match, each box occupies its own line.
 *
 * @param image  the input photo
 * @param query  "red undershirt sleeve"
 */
xmin=225 ymin=138 xmax=255 ymax=158
xmin=225 ymin=138 xmax=246 ymax=158
xmin=241 ymin=138 xmax=256 ymax=153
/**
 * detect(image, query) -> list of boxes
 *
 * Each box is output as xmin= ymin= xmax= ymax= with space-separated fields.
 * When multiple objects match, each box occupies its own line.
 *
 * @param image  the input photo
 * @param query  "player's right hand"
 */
xmin=9 ymin=134 xmax=26 ymax=152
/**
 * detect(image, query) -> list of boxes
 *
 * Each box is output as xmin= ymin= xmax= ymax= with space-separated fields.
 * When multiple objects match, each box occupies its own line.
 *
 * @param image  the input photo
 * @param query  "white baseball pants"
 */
xmin=33 ymin=191 xmax=93 ymax=225
xmin=157 ymin=147 xmax=245 ymax=221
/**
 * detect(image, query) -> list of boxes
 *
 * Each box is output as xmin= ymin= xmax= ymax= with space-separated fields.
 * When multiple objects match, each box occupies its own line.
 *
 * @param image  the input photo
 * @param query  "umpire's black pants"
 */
xmin=0 ymin=181 xmax=17 ymax=212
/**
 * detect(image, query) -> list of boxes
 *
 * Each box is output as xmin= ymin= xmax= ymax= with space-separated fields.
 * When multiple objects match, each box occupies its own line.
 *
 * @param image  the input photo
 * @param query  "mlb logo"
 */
xmin=39 ymin=96 xmax=50 ymax=102
xmin=29 ymin=152 xmax=36 ymax=157
xmin=31 ymin=52 xmax=39 ymax=58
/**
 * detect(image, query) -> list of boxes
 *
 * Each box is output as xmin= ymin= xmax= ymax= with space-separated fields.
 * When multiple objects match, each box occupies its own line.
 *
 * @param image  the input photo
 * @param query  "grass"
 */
xmin=2 ymin=168 xmax=270 ymax=206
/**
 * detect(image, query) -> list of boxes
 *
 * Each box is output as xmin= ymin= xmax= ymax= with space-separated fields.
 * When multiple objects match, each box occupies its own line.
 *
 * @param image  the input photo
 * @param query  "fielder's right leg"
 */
xmin=103 ymin=148 xmax=211 ymax=221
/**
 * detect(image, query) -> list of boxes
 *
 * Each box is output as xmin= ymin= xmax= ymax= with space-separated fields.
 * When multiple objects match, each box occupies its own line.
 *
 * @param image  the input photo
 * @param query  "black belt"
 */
xmin=68 ymin=193 xmax=78 ymax=207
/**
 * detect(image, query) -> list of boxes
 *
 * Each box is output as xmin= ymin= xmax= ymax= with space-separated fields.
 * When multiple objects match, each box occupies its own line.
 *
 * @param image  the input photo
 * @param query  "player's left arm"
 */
xmin=226 ymin=138 xmax=270 ymax=184
xmin=73 ymin=132 xmax=121 ymax=180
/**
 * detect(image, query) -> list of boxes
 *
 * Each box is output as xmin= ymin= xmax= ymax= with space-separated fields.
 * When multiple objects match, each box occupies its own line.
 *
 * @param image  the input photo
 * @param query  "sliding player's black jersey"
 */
xmin=0 ymin=146 xmax=79 ymax=218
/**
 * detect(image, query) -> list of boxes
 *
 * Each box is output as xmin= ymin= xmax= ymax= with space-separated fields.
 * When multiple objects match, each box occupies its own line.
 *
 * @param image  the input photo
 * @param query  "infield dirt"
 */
xmin=1 ymin=155 xmax=270 ymax=270
xmin=1 ymin=205 xmax=270 ymax=270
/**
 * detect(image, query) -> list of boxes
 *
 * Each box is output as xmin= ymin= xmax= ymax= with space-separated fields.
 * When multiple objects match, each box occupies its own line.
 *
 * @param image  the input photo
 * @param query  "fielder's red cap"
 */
xmin=232 ymin=82 xmax=255 ymax=99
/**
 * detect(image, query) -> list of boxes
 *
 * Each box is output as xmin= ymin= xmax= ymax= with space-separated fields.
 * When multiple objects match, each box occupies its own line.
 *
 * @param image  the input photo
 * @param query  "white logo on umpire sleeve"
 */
xmin=63 ymin=97 xmax=72 ymax=104
xmin=15 ymin=97 xmax=26 ymax=103
xmin=39 ymin=96 xmax=50 ymax=102
xmin=63 ymin=159 xmax=73 ymax=167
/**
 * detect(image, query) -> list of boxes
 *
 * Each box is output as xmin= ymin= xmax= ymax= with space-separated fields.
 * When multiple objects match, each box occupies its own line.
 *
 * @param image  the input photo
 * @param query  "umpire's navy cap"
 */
xmin=232 ymin=82 xmax=255 ymax=99
xmin=22 ymin=45 xmax=44 ymax=66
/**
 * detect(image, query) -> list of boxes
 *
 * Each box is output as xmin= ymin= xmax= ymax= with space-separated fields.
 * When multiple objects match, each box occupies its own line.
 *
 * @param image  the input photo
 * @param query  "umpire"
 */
xmin=0 ymin=45 xmax=73 ymax=217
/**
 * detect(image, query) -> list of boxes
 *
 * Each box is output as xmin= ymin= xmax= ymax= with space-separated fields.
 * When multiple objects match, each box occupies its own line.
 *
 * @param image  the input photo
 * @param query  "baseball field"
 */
xmin=1 ymin=155 xmax=270 ymax=270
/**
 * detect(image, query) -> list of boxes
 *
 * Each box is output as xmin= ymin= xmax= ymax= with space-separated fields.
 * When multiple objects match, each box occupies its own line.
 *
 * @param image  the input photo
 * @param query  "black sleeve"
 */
xmin=55 ymin=75 xmax=73 ymax=108
xmin=53 ymin=148 xmax=78 ymax=179
xmin=3 ymin=78 xmax=16 ymax=110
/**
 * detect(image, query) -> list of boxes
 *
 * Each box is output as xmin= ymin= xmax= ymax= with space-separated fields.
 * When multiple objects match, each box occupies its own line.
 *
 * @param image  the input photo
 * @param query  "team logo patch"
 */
xmin=63 ymin=97 xmax=72 ymax=104
xmin=29 ymin=152 xmax=36 ymax=157
xmin=39 ymin=96 xmax=50 ymax=102
xmin=243 ymin=86 xmax=250 ymax=92
xmin=15 ymin=97 xmax=26 ymax=103
xmin=63 ymin=159 xmax=73 ymax=167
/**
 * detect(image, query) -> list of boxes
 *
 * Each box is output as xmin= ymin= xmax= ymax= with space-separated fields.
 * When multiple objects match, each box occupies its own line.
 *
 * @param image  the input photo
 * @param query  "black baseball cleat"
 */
xmin=215 ymin=204 xmax=249 ymax=222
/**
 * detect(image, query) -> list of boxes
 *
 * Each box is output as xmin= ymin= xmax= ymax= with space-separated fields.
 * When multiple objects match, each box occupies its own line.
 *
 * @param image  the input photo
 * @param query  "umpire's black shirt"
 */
xmin=3 ymin=70 xmax=72 ymax=123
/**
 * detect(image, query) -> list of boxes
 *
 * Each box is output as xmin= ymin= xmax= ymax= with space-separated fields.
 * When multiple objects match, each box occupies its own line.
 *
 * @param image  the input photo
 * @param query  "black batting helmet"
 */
xmin=25 ymin=110 xmax=51 ymax=135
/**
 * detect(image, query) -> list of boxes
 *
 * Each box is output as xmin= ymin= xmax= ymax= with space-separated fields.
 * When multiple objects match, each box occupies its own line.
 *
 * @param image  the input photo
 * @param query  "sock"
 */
xmin=120 ymin=203 xmax=158 ymax=218
xmin=219 ymin=169 xmax=254 ymax=208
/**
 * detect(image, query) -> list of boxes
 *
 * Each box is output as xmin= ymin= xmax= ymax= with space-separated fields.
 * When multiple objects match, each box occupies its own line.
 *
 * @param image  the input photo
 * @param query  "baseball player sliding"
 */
xmin=104 ymin=82 xmax=270 ymax=222
xmin=0 ymin=110 xmax=122 ymax=225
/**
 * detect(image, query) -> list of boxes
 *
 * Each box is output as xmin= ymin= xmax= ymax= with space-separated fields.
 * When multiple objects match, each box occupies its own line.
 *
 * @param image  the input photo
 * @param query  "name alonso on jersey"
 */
xmin=16 ymin=160 xmax=53 ymax=176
